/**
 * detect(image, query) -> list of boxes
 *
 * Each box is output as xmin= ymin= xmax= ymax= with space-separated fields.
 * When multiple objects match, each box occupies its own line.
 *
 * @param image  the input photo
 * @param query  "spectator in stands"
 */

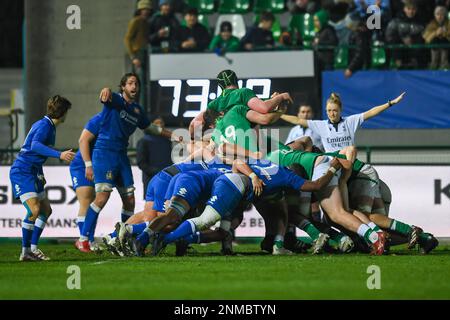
xmin=391 ymin=0 xmax=432 ymax=24
xmin=240 ymin=11 xmax=275 ymax=51
xmin=423 ymin=6 xmax=450 ymax=69
xmin=435 ymin=0 xmax=450 ymax=9
xmin=312 ymin=9 xmax=338 ymax=70
xmin=321 ymin=1 xmax=352 ymax=44
xmin=178 ymin=8 xmax=210 ymax=52
xmin=285 ymin=104 xmax=323 ymax=151
xmin=385 ymin=0 xmax=425 ymax=68
xmin=136 ymin=116 xmax=173 ymax=196
xmin=149 ymin=0 xmax=180 ymax=52
xmin=345 ymin=14 xmax=371 ymax=77
xmin=124 ymin=0 xmax=152 ymax=72
xmin=289 ymin=0 xmax=320 ymax=14
xmin=209 ymin=21 xmax=240 ymax=54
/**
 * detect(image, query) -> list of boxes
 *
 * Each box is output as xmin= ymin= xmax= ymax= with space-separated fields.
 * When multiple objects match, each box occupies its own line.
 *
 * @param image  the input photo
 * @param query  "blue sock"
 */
xmin=81 ymin=204 xmax=101 ymax=239
xmin=22 ymin=217 xmax=35 ymax=250
xmin=131 ymin=223 xmax=147 ymax=235
xmin=184 ymin=232 xmax=200 ymax=244
xmin=77 ymin=218 xmax=84 ymax=235
xmin=110 ymin=230 xmax=117 ymax=238
xmin=164 ymin=221 xmax=196 ymax=245
xmin=121 ymin=209 xmax=133 ymax=223
xmin=31 ymin=214 xmax=48 ymax=248
xmin=136 ymin=231 xmax=150 ymax=246
xmin=89 ymin=216 xmax=98 ymax=242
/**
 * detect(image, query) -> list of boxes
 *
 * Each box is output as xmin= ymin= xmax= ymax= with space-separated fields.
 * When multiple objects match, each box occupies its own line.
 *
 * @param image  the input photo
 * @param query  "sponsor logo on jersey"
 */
xmin=209 ymin=195 xmax=218 ymax=203
xmin=177 ymin=188 xmax=187 ymax=196
xmin=120 ymin=110 xmax=139 ymax=126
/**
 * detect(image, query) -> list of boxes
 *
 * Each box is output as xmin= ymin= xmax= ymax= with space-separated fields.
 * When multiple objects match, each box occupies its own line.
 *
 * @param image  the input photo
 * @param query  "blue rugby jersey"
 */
xmin=71 ymin=113 xmax=102 ymax=170
xmin=14 ymin=116 xmax=58 ymax=168
xmin=94 ymin=92 xmax=150 ymax=152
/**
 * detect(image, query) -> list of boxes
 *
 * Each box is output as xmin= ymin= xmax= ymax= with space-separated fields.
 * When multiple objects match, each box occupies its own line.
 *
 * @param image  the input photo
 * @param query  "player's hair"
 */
xmin=217 ymin=69 xmax=238 ymax=89
xmin=119 ymin=72 xmax=141 ymax=92
xmin=326 ymin=92 xmax=342 ymax=109
xmin=46 ymin=95 xmax=72 ymax=119
xmin=202 ymin=109 xmax=221 ymax=132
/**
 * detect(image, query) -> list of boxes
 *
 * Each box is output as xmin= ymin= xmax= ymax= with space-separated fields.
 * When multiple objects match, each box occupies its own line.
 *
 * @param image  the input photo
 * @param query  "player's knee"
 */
xmin=190 ymin=206 xmax=221 ymax=230
xmin=28 ymin=203 xmax=41 ymax=220
xmin=123 ymin=195 xmax=135 ymax=211
xmin=118 ymin=186 xmax=135 ymax=198
xmin=94 ymin=192 xmax=110 ymax=208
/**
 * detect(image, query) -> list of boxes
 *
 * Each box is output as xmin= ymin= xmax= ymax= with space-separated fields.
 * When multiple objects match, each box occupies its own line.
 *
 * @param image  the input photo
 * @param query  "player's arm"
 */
xmin=31 ymin=126 xmax=75 ymax=162
xmin=220 ymin=142 xmax=263 ymax=160
xmin=232 ymin=159 xmax=265 ymax=196
xmin=78 ymin=129 xmax=96 ymax=181
xmin=363 ymin=92 xmax=405 ymax=120
xmin=280 ymin=114 xmax=309 ymax=127
xmin=99 ymin=88 xmax=123 ymax=108
xmin=246 ymin=108 xmax=285 ymax=126
xmin=300 ymin=158 xmax=342 ymax=192
xmin=143 ymin=124 xmax=183 ymax=142
xmin=247 ymin=92 xmax=293 ymax=114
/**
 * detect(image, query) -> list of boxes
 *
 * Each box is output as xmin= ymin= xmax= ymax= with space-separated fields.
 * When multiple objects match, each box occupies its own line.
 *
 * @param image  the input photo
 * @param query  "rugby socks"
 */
xmin=22 ymin=214 xmax=35 ymax=254
xmin=274 ymin=234 xmax=284 ymax=249
xmin=136 ymin=227 xmax=154 ymax=247
xmin=164 ymin=220 xmax=196 ymax=244
xmin=368 ymin=222 xmax=381 ymax=232
xmin=184 ymin=232 xmax=201 ymax=244
xmin=80 ymin=203 xmax=101 ymax=241
xmin=31 ymin=213 xmax=48 ymax=252
xmin=128 ymin=222 xmax=148 ymax=235
xmin=300 ymin=221 xmax=321 ymax=241
xmin=121 ymin=209 xmax=133 ymax=223
xmin=77 ymin=216 xmax=85 ymax=234
xmin=89 ymin=217 xmax=98 ymax=243
xmin=389 ymin=220 xmax=429 ymax=242
xmin=357 ymin=224 xmax=379 ymax=244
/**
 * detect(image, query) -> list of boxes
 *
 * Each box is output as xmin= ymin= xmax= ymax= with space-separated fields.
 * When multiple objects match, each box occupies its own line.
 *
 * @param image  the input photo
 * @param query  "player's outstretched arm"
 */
xmin=363 ymin=92 xmax=406 ymax=120
xmin=280 ymin=114 xmax=309 ymax=127
xmin=300 ymin=158 xmax=341 ymax=192
xmin=246 ymin=108 xmax=285 ymax=126
xmin=143 ymin=124 xmax=183 ymax=142
xmin=99 ymin=88 xmax=123 ymax=108
xmin=78 ymin=129 xmax=96 ymax=181
xmin=30 ymin=140 xmax=75 ymax=163
xmin=232 ymin=159 xmax=265 ymax=196
xmin=247 ymin=92 xmax=293 ymax=114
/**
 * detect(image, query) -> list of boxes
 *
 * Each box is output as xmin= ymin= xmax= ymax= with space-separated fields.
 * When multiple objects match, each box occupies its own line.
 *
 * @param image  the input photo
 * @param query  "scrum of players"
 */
xmin=10 ymin=69 xmax=438 ymax=261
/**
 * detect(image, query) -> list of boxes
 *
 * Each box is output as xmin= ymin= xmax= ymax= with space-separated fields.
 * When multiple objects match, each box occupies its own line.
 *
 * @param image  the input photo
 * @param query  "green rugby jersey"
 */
xmin=208 ymin=88 xmax=256 ymax=113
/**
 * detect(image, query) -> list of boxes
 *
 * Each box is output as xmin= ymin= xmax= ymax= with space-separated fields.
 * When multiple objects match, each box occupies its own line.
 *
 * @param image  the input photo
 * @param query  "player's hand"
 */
xmin=281 ymin=92 xmax=294 ymax=105
xmin=251 ymin=175 xmax=265 ymax=197
xmin=99 ymin=88 xmax=112 ymax=103
xmin=344 ymin=69 xmax=353 ymax=78
xmin=330 ymin=157 xmax=342 ymax=170
xmin=85 ymin=166 xmax=94 ymax=181
xmin=391 ymin=92 xmax=406 ymax=105
xmin=271 ymin=92 xmax=280 ymax=98
xmin=60 ymin=149 xmax=75 ymax=163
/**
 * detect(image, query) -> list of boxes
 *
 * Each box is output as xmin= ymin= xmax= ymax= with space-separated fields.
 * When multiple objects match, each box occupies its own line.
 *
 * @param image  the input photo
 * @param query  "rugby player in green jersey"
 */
xmin=189 ymin=69 xmax=293 ymax=139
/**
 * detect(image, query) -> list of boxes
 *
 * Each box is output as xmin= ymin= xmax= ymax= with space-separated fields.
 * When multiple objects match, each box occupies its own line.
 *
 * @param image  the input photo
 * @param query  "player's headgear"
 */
xmin=217 ymin=70 xmax=238 ymax=89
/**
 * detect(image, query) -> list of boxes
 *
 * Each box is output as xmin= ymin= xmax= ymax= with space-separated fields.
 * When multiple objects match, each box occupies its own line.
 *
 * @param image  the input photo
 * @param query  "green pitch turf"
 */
xmin=1 ymin=241 xmax=450 ymax=299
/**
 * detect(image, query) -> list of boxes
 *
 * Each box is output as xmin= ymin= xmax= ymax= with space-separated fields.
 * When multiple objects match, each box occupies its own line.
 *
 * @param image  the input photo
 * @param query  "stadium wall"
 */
xmin=25 ymin=0 xmax=134 ymax=148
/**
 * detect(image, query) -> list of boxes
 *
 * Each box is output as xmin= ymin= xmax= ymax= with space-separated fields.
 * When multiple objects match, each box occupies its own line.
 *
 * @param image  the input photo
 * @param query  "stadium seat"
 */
xmin=253 ymin=0 xmax=286 ymax=14
xmin=253 ymin=14 xmax=282 ymax=41
xmin=214 ymin=14 xmax=247 ymax=39
xmin=371 ymin=44 xmax=386 ymax=68
xmin=334 ymin=46 xmax=348 ymax=69
xmin=218 ymin=0 xmax=251 ymax=14
xmin=289 ymin=13 xmax=315 ymax=47
xmin=186 ymin=0 xmax=215 ymax=14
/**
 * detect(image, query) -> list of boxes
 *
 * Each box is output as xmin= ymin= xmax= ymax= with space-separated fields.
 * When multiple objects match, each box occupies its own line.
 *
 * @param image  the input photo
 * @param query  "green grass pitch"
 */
xmin=1 ymin=241 xmax=450 ymax=299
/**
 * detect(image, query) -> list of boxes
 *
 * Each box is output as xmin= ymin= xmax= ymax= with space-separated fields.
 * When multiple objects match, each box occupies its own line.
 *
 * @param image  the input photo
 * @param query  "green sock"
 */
xmin=364 ymin=229 xmax=378 ymax=244
xmin=368 ymin=222 xmax=381 ymax=232
xmin=389 ymin=219 xmax=412 ymax=236
xmin=302 ymin=222 xmax=321 ymax=241
xmin=274 ymin=240 xmax=284 ymax=248
xmin=327 ymin=229 xmax=344 ymax=247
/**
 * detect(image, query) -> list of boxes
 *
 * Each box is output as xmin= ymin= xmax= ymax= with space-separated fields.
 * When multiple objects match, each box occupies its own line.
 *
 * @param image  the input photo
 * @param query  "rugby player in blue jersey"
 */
xmin=75 ymin=73 xmax=178 ymax=252
xmin=10 ymin=95 xmax=75 ymax=261
xmin=69 ymin=113 xmax=103 ymax=250
xmin=155 ymin=158 xmax=342 ymax=255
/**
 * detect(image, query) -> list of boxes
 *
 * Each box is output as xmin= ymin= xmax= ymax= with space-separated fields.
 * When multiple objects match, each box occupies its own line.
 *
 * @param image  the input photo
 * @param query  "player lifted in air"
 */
xmin=10 ymin=95 xmax=75 ymax=261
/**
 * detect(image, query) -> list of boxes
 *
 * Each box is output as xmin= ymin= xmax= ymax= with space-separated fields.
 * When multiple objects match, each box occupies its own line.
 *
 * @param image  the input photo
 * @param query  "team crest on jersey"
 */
xmin=106 ymin=171 xmax=114 ymax=180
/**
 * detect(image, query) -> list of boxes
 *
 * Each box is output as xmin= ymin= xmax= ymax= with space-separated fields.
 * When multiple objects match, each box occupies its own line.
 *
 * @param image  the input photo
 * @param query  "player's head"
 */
xmin=202 ymin=109 xmax=222 ymax=131
xmin=119 ymin=72 xmax=140 ymax=101
xmin=217 ymin=69 xmax=238 ymax=90
xmin=326 ymin=92 xmax=342 ymax=123
xmin=46 ymin=95 xmax=72 ymax=123
xmin=297 ymin=105 xmax=313 ymax=120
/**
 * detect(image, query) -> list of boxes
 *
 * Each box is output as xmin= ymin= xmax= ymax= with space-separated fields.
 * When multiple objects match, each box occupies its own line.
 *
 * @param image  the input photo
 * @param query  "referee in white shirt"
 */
xmin=285 ymin=104 xmax=324 ymax=151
